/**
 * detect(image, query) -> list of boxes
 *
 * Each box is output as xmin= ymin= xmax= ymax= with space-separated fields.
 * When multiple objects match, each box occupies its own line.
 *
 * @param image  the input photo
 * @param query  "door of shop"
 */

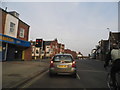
xmin=7 ymin=44 xmax=15 ymax=61
xmin=15 ymin=49 xmax=22 ymax=60
xmin=7 ymin=44 xmax=23 ymax=61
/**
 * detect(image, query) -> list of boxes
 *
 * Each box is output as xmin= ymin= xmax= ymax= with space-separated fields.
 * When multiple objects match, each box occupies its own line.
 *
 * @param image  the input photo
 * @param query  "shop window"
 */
xmin=41 ymin=51 xmax=44 ymax=54
xmin=36 ymin=50 xmax=39 ymax=54
xmin=19 ymin=28 xmax=25 ymax=38
xmin=46 ymin=52 xmax=49 ymax=54
xmin=10 ymin=22 xmax=15 ymax=34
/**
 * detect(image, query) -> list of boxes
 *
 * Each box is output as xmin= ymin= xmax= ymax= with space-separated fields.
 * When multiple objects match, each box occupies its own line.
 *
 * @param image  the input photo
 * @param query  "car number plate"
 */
xmin=58 ymin=65 xmax=68 ymax=68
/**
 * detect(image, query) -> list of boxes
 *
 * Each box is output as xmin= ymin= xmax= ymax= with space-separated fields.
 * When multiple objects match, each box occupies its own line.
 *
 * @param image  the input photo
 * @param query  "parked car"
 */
xmin=49 ymin=54 xmax=77 ymax=78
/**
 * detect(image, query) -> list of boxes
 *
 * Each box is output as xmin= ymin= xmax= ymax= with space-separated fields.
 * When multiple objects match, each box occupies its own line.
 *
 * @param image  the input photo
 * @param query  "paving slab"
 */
xmin=2 ymin=59 xmax=50 ymax=88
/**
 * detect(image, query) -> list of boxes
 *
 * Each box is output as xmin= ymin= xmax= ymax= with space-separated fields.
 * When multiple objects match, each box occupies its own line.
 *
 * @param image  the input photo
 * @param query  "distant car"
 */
xmin=49 ymin=54 xmax=77 ymax=78
xmin=77 ymin=54 xmax=83 ymax=60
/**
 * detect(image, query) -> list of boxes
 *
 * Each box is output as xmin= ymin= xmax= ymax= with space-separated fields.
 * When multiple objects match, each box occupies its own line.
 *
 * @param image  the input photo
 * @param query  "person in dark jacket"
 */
xmin=104 ymin=47 xmax=120 ymax=87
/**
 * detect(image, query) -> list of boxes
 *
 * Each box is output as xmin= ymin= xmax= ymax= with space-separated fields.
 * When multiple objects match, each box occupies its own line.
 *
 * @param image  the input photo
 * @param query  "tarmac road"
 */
xmin=21 ymin=59 xmax=109 ymax=89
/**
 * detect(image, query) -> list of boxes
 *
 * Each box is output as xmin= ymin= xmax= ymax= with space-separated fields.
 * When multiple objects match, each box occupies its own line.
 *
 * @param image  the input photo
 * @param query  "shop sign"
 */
xmin=16 ymin=40 xmax=21 ymax=44
xmin=0 ymin=35 xmax=14 ymax=42
xmin=0 ymin=34 xmax=30 ymax=47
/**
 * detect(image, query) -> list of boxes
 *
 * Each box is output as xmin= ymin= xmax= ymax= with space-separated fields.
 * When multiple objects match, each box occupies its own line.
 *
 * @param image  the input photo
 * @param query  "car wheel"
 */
xmin=72 ymin=73 xmax=77 ymax=78
xmin=49 ymin=72 xmax=54 ymax=77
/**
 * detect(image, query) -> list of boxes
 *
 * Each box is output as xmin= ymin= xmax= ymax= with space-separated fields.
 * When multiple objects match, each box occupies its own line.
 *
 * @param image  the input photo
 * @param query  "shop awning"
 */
xmin=0 ymin=34 xmax=30 ymax=47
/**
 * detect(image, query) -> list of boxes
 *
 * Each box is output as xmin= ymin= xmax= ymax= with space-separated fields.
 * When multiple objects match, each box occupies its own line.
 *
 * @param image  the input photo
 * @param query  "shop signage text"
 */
xmin=0 ymin=34 xmax=30 ymax=47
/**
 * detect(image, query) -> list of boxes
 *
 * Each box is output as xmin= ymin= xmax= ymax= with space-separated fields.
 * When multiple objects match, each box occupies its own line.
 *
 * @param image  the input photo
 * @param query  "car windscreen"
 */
xmin=53 ymin=55 xmax=73 ymax=62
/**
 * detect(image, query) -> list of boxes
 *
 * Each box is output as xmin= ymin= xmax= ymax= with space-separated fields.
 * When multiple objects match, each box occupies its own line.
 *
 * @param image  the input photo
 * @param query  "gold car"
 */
xmin=49 ymin=54 xmax=77 ymax=78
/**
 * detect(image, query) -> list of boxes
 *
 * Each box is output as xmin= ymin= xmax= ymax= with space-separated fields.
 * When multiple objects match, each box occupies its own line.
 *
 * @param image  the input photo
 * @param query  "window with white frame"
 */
xmin=41 ymin=51 xmax=44 ymax=54
xmin=46 ymin=52 xmax=49 ymax=54
xmin=19 ymin=28 xmax=25 ymax=38
xmin=47 ymin=46 xmax=50 ymax=48
xmin=10 ymin=22 xmax=15 ymax=34
xmin=36 ymin=50 xmax=39 ymax=54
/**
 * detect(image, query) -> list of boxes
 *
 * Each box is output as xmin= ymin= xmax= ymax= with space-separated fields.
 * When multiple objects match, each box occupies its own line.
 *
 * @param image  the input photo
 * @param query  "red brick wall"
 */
xmin=51 ymin=40 xmax=58 ymax=55
xmin=58 ymin=44 xmax=61 ymax=53
xmin=61 ymin=44 xmax=65 ymax=53
xmin=0 ymin=9 xmax=7 ymax=34
xmin=64 ymin=49 xmax=77 ymax=59
xmin=24 ymin=46 xmax=32 ymax=60
xmin=17 ymin=20 xmax=30 ymax=41
xmin=0 ymin=9 xmax=1 ymax=34
xmin=71 ymin=51 xmax=77 ymax=59
xmin=64 ymin=49 xmax=71 ymax=54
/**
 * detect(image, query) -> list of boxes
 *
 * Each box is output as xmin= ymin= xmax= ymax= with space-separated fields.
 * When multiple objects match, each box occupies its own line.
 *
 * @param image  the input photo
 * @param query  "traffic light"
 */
xmin=35 ymin=39 xmax=43 ymax=47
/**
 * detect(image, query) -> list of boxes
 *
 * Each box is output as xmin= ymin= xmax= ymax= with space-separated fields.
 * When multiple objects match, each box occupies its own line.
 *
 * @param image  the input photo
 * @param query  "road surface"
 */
xmin=21 ymin=59 xmax=108 ymax=89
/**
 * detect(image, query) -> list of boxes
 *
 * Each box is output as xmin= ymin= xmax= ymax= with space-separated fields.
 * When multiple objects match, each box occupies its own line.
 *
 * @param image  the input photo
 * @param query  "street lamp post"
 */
xmin=107 ymin=28 xmax=111 ymax=51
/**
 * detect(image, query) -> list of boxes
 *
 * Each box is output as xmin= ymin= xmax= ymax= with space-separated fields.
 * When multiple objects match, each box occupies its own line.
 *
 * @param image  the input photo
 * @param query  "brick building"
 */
xmin=0 ymin=8 xmax=32 ymax=61
xmin=109 ymin=32 xmax=120 ymax=49
xmin=31 ymin=38 xmax=65 ymax=59
xmin=93 ymin=31 xmax=120 ymax=61
xmin=64 ymin=49 xmax=77 ymax=59
xmin=58 ymin=43 xmax=65 ymax=54
xmin=95 ymin=40 xmax=109 ymax=61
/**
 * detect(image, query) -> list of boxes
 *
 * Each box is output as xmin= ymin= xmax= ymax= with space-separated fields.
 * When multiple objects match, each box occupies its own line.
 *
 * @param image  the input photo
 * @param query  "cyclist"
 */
xmin=104 ymin=45 xmax=120 ymax=87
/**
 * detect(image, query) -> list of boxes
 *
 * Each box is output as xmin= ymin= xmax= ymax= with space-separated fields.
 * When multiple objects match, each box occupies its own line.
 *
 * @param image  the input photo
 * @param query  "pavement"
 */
xmin=2 ymin=59 xmax=50 ymax=88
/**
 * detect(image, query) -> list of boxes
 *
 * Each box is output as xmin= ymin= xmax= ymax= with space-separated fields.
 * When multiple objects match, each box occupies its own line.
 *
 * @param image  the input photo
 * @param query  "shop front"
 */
xmin=0 ymin=34 xmax=31 ymax=61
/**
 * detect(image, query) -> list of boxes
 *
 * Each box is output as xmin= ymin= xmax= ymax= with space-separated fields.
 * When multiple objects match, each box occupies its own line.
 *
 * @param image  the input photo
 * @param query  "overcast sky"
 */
xmin=1 ymin=1 xmax=118 ymax=55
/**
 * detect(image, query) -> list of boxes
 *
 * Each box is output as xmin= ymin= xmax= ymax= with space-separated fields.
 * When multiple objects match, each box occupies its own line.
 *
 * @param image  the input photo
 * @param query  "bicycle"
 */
xmin=105 ymin=66 xmax=120 ymax=90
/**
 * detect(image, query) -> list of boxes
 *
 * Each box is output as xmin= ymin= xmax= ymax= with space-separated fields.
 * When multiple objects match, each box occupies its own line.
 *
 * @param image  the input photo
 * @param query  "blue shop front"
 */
xmin=0 ymin=34 xmax=31 ymax=61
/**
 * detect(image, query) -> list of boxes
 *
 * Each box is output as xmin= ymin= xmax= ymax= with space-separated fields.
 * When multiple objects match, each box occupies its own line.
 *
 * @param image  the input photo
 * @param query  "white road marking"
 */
xmin=76 ymin=73 xmax=80 ymax=80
